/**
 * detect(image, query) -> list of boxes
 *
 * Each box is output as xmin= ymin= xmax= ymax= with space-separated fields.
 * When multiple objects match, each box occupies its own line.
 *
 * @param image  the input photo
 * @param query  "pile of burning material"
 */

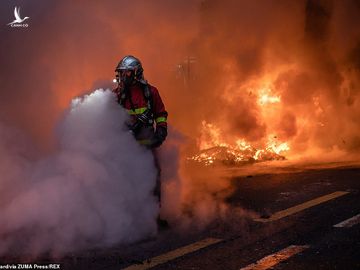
xmin=188 ymin=121 xmax=289 ymax=166
xmin=188 ymin=145 xmax=285 ymax=166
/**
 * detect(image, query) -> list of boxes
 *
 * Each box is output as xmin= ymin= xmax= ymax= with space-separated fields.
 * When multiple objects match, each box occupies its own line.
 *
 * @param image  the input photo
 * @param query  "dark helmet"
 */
xmin=115 ymin=55 xmax=146 ymax=85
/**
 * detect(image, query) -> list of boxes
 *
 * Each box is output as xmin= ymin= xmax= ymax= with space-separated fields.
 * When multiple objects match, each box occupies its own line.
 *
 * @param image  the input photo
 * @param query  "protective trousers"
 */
xmin=152 ymin=149 xmax=161 ymax=205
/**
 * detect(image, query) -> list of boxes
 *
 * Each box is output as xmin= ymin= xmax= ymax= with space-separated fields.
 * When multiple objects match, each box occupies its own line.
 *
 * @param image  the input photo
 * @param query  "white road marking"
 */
xmin=334 ymin=213 xmax=360 ymax=228
xmin=239 ymin=245 xmax=310 ymax=270
xmin=254 ymin=191 xmax=349 ymax=222
xmin=122 ymin=238 xmax=222 ymax=270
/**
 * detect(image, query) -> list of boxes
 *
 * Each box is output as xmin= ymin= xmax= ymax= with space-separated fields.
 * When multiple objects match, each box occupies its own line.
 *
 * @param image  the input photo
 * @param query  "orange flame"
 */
xmin=189 ymin=121 xmax=290 ymax=166
xmin=258 ymin=88 xmax=281 ymax=105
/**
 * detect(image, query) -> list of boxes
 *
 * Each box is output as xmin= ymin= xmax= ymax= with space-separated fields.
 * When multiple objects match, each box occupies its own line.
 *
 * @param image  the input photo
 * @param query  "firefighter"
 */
xmin=113 ymin=55 xmax=168 ymax=222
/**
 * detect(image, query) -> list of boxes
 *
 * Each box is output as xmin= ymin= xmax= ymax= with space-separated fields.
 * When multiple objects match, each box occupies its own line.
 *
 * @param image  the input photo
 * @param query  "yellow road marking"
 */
xmin=254 ymin=191 xmax=349 ymax=222
xmin=334 ymin=213 xmax=360 ymax=228
xmin=239 ymin=245 xmax=310 ymax=270
xmin=122 ymin=238 xmax=222 ymax=270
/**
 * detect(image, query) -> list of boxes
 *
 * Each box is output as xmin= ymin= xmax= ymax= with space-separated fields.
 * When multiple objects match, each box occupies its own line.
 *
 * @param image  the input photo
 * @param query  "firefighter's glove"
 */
xmin=150 ymin=126 xmax=167 ymax=148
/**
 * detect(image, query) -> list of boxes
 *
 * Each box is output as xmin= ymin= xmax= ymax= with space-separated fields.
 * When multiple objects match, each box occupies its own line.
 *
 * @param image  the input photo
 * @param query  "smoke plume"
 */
xmin=0 ymin=90 xmax=158 ymax=257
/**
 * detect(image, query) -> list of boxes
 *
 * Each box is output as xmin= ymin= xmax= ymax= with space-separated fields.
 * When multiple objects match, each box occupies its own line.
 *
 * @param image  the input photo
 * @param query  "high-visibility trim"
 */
xmin=127 ymin=107 xmax=147 ymax=115
xmin=156 ymin=117 xmax=167 ymax=123
xmin=137 ymin=139 xmax=152 ymax=145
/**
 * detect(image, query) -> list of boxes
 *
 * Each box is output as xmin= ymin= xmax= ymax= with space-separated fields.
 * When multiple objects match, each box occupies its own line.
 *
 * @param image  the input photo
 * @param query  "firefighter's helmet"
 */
xmin=115 ymin=55 xmax=146 ymax=84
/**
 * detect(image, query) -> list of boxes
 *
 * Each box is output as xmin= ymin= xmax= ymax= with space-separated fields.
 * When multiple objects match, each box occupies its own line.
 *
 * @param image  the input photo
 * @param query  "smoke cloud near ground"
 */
xmin=159 ymin=130 xmax=257 ymax=230
xmin=0 ymin=90 xmax=158 ymax=257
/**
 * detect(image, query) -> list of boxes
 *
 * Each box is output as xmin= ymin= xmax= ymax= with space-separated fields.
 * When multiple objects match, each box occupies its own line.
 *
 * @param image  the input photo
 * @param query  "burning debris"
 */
xmin=188 ymin=121 xmax=289 ymax=166
xmin=189 ymin=144 xmax=287 ymax=166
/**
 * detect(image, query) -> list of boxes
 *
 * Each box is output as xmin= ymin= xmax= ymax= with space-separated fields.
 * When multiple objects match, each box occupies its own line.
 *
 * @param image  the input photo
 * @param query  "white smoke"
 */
xmin=0 ymin=89 xmax=158 ymax=257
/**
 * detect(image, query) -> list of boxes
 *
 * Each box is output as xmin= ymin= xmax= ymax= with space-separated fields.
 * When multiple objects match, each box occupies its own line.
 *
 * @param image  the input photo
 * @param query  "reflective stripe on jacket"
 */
xmin=115 ymin=82 xmax=168 ymax=143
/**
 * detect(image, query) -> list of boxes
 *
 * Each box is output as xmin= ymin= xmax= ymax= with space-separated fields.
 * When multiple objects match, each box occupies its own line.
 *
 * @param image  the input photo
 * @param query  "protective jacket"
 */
xmin=114 ymin=82 xmax=168 ymax=147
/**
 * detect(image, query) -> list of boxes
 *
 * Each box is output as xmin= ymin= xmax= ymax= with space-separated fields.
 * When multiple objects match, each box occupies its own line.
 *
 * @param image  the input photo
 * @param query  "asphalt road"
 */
xmin=2 ymin=163 xmax=360 ymax=270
